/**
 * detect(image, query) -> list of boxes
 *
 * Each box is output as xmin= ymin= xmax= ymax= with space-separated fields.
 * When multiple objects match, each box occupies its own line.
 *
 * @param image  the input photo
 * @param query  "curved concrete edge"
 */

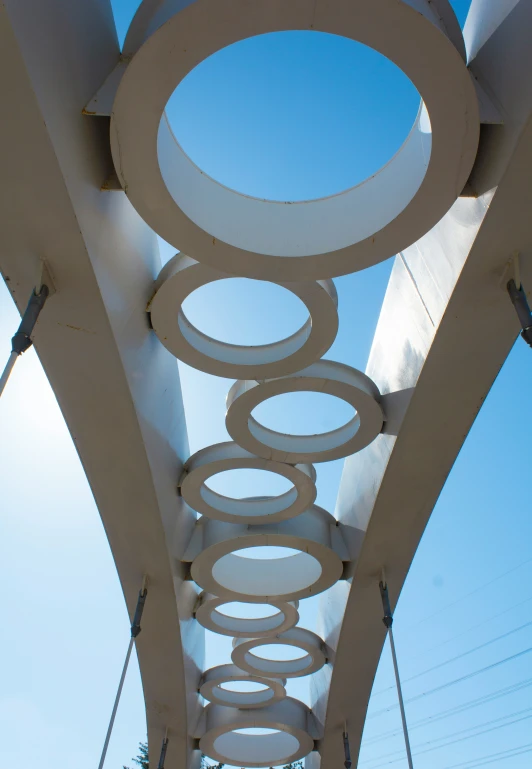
xmin=312 ymin=4 xmax=532 ymax=763
xmin=0 ymin=3 xmax=203 ymax=768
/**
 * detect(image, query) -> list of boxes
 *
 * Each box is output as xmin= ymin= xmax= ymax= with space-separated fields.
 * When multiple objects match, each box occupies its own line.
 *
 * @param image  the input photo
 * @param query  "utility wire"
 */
xmin=363 ymin=710 xmax=532 ymax=768
xmin=443 ymin=740 xmax=532 ymax=769
xmin=362 ymin=705 xmax=532 ymax=766
xmin=371 ymin=617 xmax=532 ymax=698
xmin=368 ymin=645 xmax=532 ymax=719
xmin=406 ymin=556 xmax=532 ymax=632
xmin=414 ymin=593 xmax=532 ymax=663
xmin=363 ymin=676 xmax=532 ymax=746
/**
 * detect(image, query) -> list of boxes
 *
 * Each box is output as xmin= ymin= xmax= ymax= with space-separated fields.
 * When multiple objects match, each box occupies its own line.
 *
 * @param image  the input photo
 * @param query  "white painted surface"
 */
xmin=200 ymin=664 xmax=286 ymax=709
xmin=110 ymin=0 xmax=478 ymax=280
xmin=181 ymin=442 xmax=317 ymax=523
xmin=188 ymin=508 xmax=345 ymax=602
xmin=149 ymin=253 xmax=338 ymax=378
xmin=195 ymin=594 xmax=300 ymax=638
xmin=233 ymin=628 xmax=327 ymax=678
xmin=199 ymin=698 xmax=315 ymax=767
xmin=226 ymin=361 xmax=384 ymax=463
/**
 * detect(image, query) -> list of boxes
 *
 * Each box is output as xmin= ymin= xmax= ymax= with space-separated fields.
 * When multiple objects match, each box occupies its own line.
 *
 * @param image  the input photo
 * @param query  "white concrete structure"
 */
xmin=150 ymin=254 xmax=339 ymax=379
xmin=180 ymin=443 xmax=317 ymax=523
xmin=1 ymin=0 xmax=531 ymax=768
xmin=109 ymin=0 xmax=479 ymax=280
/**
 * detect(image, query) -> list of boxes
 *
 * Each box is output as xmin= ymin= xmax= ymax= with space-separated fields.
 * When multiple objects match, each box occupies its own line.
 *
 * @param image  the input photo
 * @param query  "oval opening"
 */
xmin=216 ymin=602 xmax=280 ymax=620
xmin=182 ymin=278 xmax=308 ymax=346
xmin=251 ymin=644 xmax=308 ymax=661
xmin=205 ymin=468 xmax=293 ymax=497
xmin=212 ymin=550 xmax=322 ymax=596
xmin=233 ymin=546 xmax=301 ymax=560
xmin=213 ymin=729 xmax=300 ymax=764
xmin=218 ymin=680 xmax=270 ymax=693
xmin=168 ymin=31 xmax=420 ymax=201
xmin=233 ymin=728 xmax=280 ymax=736
xmin=253 ymin=391 xmax=356 ymax=436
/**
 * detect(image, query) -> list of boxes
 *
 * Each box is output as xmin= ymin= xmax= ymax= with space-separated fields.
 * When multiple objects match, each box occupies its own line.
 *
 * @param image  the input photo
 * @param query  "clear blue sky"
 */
xmin=2 ymin=1 xmax=532 ymax=768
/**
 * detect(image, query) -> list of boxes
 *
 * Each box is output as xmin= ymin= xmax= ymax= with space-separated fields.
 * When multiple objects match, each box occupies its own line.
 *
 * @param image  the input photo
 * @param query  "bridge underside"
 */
xmin=1 ymin=1 xmax=531 ymax=768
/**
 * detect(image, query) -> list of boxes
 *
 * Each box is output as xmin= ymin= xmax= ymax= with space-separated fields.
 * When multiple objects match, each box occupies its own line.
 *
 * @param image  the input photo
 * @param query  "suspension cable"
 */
xmin=97 ymin=583 xmax=148 ymax=769
xmin=158 ymin=734 xmax=169 ymax=769
xmin=379 ymin=579 xmax=414 ymax=769
xmin=1 ymin=284 xmax=49 ymax=398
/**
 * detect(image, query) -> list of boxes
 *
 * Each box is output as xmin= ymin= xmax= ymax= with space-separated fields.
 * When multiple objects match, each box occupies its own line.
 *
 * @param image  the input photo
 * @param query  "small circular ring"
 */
xmin=195 ymin=593 xmax=300 ymax=638
xmin=190 ymin=506 xmax=344 ymax=603
xmin=232 ymin=628 xmax=327 ymax=679
xmin=149 ymin=253 xmax=338 ymax=378
xmin=200 ymin=664 xmax=286 ymax=709
xmin=110 ymin=0 xmax=478 ymax=280
xmin=225 ymin=360 xmax=384 ymax=463
xmin=199 ymin=699 xmax=314 ymax=768
xmin=181 ymin=441 xmax=316 ymax=523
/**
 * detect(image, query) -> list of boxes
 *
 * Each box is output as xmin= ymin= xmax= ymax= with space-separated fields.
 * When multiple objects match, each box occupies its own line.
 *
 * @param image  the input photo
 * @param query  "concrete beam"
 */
xmin=0 ymin=2 xmax=202 ymax=767
xmin=315 ymin=2 xmax=532 ymax=765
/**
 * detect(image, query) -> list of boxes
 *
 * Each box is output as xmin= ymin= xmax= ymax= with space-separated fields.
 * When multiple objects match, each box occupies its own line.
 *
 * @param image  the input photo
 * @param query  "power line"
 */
xmin=363 ymin=710 xmax=532 ymax=768
xmin=416 ymin=593 xmax=532 ymax=662
xmin=405 ymin=556 xmax=532 ymax=632
xmin=368 ymin=645 xmax=532 ymax=719
xmin=363 ymin=676 xmax=532 ymax=746
xmin=362 ymin=705 xmax=532 ymax=766
xmin=443 ymin=741 xmax=532 ymax=769
xmin=371 ymin=618 xmax=532 ymax=698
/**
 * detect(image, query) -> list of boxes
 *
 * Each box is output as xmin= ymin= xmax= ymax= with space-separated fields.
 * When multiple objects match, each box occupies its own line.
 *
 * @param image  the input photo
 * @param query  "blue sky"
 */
xmin=2 ymin=1 xmax=532 ymax=767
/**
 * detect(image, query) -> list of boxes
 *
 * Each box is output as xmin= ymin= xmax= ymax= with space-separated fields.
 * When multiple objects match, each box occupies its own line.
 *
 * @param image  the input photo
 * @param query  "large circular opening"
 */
xmin=181 ymin=278 xmax=308 ymax=345
xmin=213 ymin=729 xmax=300 ymax=764
xmin=168 ymin=31 xmax=420 ymax=201
xmin=252 ymin=391 xmax=356 ymax=435
xmin=216 ymin=602 xmax=280 ymax=619
xmin=219 ymin=681 xmax=270 ymax=693
xmin=212 ymin=549 xmax=322 ymax=596
xmin=234 ymin=546 xmax=301 ymax=560
xmin=204 ymin=468 xmax=293 ymax=497
xmin=251 ymin=644 xmax=308 ymax=661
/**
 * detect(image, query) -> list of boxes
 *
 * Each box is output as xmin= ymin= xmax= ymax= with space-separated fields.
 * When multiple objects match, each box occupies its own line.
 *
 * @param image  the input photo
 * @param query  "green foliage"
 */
xmin=124 ymin=741 xmax=302 ymax=769
xmin=124 ymin=741 xmax=149 ymax=769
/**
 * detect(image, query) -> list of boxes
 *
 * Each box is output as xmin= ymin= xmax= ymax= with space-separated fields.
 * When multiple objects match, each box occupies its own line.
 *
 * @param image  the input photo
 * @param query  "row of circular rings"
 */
xmin=118 ymin=0 xmax=480 ymax=763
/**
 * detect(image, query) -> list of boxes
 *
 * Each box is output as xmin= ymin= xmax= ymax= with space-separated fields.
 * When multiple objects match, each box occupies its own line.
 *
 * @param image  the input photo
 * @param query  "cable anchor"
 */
xmin=158 ymin=735 xmax=169 ymax=769
xmin=0 ymin=284 xmax=49 ymax=398
xmin=507 ymin=278 xmax=532 ymax=348
xmin=131 ymin=586 xmax=147 ymax=638
xmin=342 ymin=724 xmax=352 ymax=769
xmin=96 ymin=581 xmax=148 ymax=769
xmin=379 ymin=579 xmax=414 ymax=769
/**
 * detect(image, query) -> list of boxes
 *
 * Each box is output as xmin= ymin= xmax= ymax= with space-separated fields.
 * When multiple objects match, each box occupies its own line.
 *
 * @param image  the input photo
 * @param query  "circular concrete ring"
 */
xmin=225 ymin=360 xmax=384 ymax=463
xmin=199 ymin=699 xmax=314 ymax=767
xmin=181 ymin=442 xmax=316 ymax=523
xmin=110 ymin=0 xmax=478 ymax=281
xmin=200 ymin=664 xmax=286 ymax=709
xmin=149 ymin=253 xmax=338 ymax=378
xmin=190 ymin=507 xmax=343 ymax=602
xmin=232 ymin=628 xmax=327 ymax=679
xmin=195 ymin=593 xmax=300 ymax=638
